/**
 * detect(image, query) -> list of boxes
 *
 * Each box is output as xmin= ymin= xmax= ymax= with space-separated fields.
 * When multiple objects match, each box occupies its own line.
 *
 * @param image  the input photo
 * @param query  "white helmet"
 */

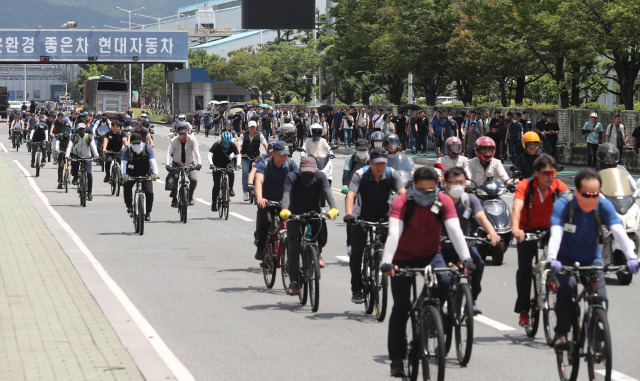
xmin=310 ymin=123 xmax=323 ymax=138
xmin=178 ymin=114 xmax=186 ymax=120
xmin=76 ymin=123 xmax=87 ymax=130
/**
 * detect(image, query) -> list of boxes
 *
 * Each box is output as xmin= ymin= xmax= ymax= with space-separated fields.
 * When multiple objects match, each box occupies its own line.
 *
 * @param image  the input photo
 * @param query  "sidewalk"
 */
xmin=0 ymin=156 xmax=144 ymax=380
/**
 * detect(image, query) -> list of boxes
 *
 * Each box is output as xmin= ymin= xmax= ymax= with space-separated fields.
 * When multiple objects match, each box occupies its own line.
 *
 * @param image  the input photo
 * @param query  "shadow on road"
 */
xmin=243 ymin=302 xmax=305 ymax=312
xmin=473 ymin=333 xmax=550 ymax=350
xmin=304 ymin=310 xmax=380 ymax=323
xmin=217 ymin=285 xmax=282 ymax=296
xmin=217 ymin=267 xmax=262 ymax=274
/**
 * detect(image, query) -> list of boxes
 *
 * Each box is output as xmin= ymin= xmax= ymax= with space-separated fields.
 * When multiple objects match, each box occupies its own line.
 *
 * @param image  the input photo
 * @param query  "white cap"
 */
xmin=590 ymin=112 xmax=598 ymax=118
xmin=248 ymin=120 xmax=257 ymax=128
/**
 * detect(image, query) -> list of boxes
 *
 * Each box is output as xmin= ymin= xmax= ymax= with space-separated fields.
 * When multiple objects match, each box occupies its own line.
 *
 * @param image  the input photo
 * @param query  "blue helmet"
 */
xmin=221 ymin=131 xmax=233 ymax=143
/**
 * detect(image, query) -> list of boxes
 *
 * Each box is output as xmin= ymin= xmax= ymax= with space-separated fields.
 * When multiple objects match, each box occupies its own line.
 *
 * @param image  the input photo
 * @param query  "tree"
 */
xmin=189 ymin=50 xmax=217 ymax=68
xmin=207 ymin=47 xmax=274 ymax=102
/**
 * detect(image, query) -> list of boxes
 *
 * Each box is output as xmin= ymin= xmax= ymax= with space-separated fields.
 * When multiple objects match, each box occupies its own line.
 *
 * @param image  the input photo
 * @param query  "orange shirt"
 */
xmin=515 ymin=177 xmax=568 ymax=230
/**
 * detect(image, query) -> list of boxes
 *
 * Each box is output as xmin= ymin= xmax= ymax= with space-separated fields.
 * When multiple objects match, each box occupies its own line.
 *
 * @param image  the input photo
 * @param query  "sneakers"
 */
xmin=229 ymin=189 xmax=235 ymax=197
xmin=286 ymin=283 xmax=300 ymax=296
xmin=72 ymin=178 xmax=78 ymax=185
xmin=57 ymin=183 xmax=63 ymax=189
xmin=390 ymin=360 xmax=405 ymax=377
xmin=211 ymin=202 xmax=218 ymax=212
xmin=554 ymin=335 xmax=568 ymax=349
xmin=519 ymin=312 xmax=530 ymax=327
xmin=171 ymin=199 xmax=177 ymax=208
xmin=87 ymin=193 xmax=93 ymax=201
xmin=347 ymin=245 xmax=352 ymax=257
xmin=243 ymin=192 xmax=249 ymax=201
xmin=30 ymin=162 xmax=35 ymax=168
xmin=103 ymin=175 xmax=110 ymax=183
xmin=254 ymin=249 xmax=264 ymax=261
xmin=189 ymin=199 xmax=194 ymax=206
xmin=318 ymin=255 xmax=326 ymax=268
xmin=144 ymin=213 xmax=151 ymax=221
xmin=472 ymin=303 xmax=482 ymax=315
xmin=127 ymin=208 xmax=133 ymax=214
xmin=351 ymin=291 xmax=364 ymax=304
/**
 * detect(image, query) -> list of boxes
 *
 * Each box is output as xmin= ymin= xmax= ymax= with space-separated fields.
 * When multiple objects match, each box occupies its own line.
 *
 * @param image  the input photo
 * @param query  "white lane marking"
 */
xmin=13 ymin=160 xmax=195 ymax=381
xmin=474 ymin=315 xmax=517 ymax=331
xmin=595 ymin=370 xmax=638 ymax=381
xmin=336 ymin=256 xmax=350 ymax=263
xmin=0 ymin=142 xmax=7 ymax=152
xmin=194 ymin=197 xmax=255 ymax=221
xmin=156 ymin=179 xmax=165 ymax=184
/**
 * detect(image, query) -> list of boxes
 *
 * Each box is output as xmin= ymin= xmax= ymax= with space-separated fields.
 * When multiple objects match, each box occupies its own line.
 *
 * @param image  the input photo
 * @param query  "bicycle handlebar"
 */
xmin=288 ymin=211 xmax=328 ymax=221
xmin=557 ymin=263 xmax=627 ymax=275
xmin=350 ymin=218 xmax=389 ymax=228
xmin=524 ymin=230 xmax=548 ymax=242
xmin=128 ymin=176 xmax=151 ymax=181
xmin=441 ymin=235 xmax=490 ymax=244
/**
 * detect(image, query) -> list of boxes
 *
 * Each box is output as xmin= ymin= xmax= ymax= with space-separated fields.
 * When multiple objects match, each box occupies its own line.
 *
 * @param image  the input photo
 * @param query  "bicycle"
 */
xmin=62 ymin=155 xmax=70 ymax=193
xmin=553 ymin=263 xmax=627 ymax=381
xmin=175 ymin=165 xmax=195 ymax=223
xmin=32 ymin=141 xmax=45 ymax=177
xmin=106 ymin=151 xmax=123 ymax=196
xmin=288 ymin=211 xmax=328 ymax=312
xmin=261 ymin=201 xmax=288 ymax=289
xmin=394 ymin=266 xmax=447 ymax=381
xmin=72 ymin=158 xmax=92 ymax=207
xmin=13 ymin=128 xmax=22 ymax=151
xmin=129 ymin=176 xmax=151 ymax=235
xmin=45 ymin=139 xmax=52 ymax=162
xmin=214 ymin=165 xmax=234 ymax=220
xmin=352 ymin=218 xmax=389 ymax=322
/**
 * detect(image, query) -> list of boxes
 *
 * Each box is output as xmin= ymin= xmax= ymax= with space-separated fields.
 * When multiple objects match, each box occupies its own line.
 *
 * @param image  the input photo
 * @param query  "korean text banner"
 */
xmin=0 ymin=29 xmax=188 ymax=62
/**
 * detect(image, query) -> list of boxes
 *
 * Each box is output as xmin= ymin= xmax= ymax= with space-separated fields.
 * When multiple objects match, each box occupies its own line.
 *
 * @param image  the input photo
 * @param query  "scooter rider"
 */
xmin=596 ymin=143 xmax=637 ymax=191
xmin=208 ymin=131 xmax=241 ymax=212
xmin=511 ymin=154 xmax=568 ymax=327
xmin=66 ymin=123 xmax=99 ymax=201
xmin=513 ymin=132 xmax=542 ymax=178
xmin=385 ymin=133 xmax=415 ymax=175
xmin=468 ymin=136 xmax=512 ymax=187
xmin=370 ymin=131 xmax=385 ymax=149
xmin=441 ymin=136 xmax=470 ymax=179
xmin=121 ymin=132 xmax=159 ymax=221
xmin=239 ymin=120 xmax=268 ymax=201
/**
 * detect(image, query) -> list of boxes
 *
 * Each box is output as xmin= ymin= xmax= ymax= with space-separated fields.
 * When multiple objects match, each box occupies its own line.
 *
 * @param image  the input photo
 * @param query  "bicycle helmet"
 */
xmin=76 ymin=123 xmax=87 ymax=130
xmin=62 ymin=129 xmax=71 ymax=138
xmin=597 ymin=143 xmax=619 ymax=169
xmin=385 ymin=133 xmax=400 ymax=154
xmin=370 ymin=131 xmax=385 ymax=148
xmin=474 ymin=136 xmax=496 ymax=163
xmin=310 ymin=123 xmax=323 ymax=138
xmin=221 ymin=131 xmax=234 ymax=143
xmin=444 ymin=137 xmax=463 ymax=158
xmin=522 ymin=131 xmax=541 ymax=148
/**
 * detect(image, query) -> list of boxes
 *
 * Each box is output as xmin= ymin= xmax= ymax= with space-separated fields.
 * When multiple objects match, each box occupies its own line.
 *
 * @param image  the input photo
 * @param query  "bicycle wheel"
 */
xmin=181 ymin=186 xmax=189 ymax=223
xmin=116 ymin=176 xmax=121 ymax=197
xmin=406 ymin=313 xmax=420 ymax=381
xmin=298 ymin=249 xmax=308 ymax=306
xmin=373 ymin=249 xmax=388 ymax=322
xmin=362 ymin=248 xmax=374 ymax=315
xmin=420 ymin=305 xmax=446 ymax=381
xmin=543 ymin=274 xmax=559 ymax=346
xmin=63 ymin=168 xmax=69 ymax=193
xmin=137 ymin=193 xmax=145 ymax=236
xmin=280 ymin=238 xmax=289 ymax=290
xmin=526 ymin=275 xmax=540 ymax=337
xmin=307 ymin=245 xmax=321 ymax=312
xmin=80 ymin=172 xmax=87 ymax=207
xmin=556 ymin=306 xmax=580 ymax=381
xmin=35 ymin=151 xmax=41 ymax=177
xmin=587 ymin=307 xmax=612 ymax=381
xmin=262 ymin=239 xmax=277 ymax=289
xmin=223 ymin=180 xmax=230 ymax=220
xmin=454 ymin=283 xmax=474 ymax=366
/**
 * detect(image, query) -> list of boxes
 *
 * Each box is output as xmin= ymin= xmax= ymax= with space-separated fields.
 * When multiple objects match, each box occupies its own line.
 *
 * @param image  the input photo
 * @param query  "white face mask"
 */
xmin=373 ymin=141 xmax=383 ymax=148
xmin=131 ymin=143 xmax=145 ymax=154
xmin=356 ymin=151 xmax=368 ymax=160
xmin=448 ymin=185 xmax=465 ymax=199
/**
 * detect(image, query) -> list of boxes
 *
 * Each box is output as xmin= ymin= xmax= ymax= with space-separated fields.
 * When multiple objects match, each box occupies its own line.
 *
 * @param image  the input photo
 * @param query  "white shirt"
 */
xmin=467 ymin=157 xmax=509 ymax=185
xmin=441 ymin=155 xmax=471 ymax=179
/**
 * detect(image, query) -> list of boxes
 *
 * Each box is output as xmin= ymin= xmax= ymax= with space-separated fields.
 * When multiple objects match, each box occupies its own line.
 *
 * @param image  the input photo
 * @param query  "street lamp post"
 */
xmin=116 ymin=6 xmax=144 ymax=111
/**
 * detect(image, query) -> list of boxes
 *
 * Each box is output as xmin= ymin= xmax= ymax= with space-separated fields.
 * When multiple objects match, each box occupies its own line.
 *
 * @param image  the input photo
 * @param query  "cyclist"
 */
xmin=442 ymin=167 xmax=501 ymax=314
xmin=511 ymin=154 xmax=568 ymax=327
xmin=55 ymin=128 xmax=72 ymax=189
xmin=467 ymin=136 xmax=512 ymax=186
xmin=380 ymin=166 xmax=474 ymax=377
xmin=344 ymin=148 xmax=407 ymax=303
xmin=385 ymin=133 xmax=415 ymax=176
xmin=166 ymin=123 xmax=202 ymax=207
xmin=370 ymin=131 xmax=385 ymax=149
xmin=440 ymin=136 xmax=470 ymax=179
xmin=102 ymin=121 xmax=129 ymax=183
xmin=65 ymin=123 xmax=99 ymax=201
xmin=341 ymin=139 xmax=370 ymax=255
xmin=219 ymin=120 xmax=239 ymax=143
xmin=208 ymin=131 xmax=241 ymax=212
xmin=29 ymin=119 xmax=49 ymax=168
xmin=121 ymin=132 xmax=159 ymax=221
xmin=596 ymin=143 xmax=637 ymax=191
xmin=513 ymin=132 xmax=542 ymax=178
xmin=132 ymin=120 xmax=154 ymax=148
xmin=239 ymin=120 xmax=268 ymax=201
xmin=546 ymin=168 xmax=639 ymax=347
xmin=94 ymin=113 xmax=111 ymax=147
xmin=10 ymin=113 xmax=24 ymax=148
xmin=279 ymin=156 xmax=340 ymax=295
xmin=254 ymin=141 xmax=298 ymax=261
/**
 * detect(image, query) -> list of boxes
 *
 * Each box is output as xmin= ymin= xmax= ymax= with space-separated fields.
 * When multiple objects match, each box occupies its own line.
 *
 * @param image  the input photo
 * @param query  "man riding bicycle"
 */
xmin=341 ymin=139 xmax=370 ymax=255
xmin=166 ymin=123 xmax=202 ymax=207
xmin=122 ymin=132 xmax=159 ymax=221
xmin=102 ymin=121 xmax=129 ymax=183
xmin=208 ymin=131 xmax=241 ymax=212
xmin=29 ymin=119 xmax=49 ymax=168
xmin=55 ymin=128 xmax=72 ymax=189
xmin=546 ymin=168 xmax=639 ymax=347
xmin=65 ymin=123 xmax=99 ymax=201
xmin=279 ymin=156 xmax=339 ymax=295
xmin=239 ymin=120 xmax=268 ymax=201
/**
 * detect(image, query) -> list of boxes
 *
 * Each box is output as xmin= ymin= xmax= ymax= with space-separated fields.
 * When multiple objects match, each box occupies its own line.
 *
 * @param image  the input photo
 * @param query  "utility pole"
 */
xmin=116 ymin=6 xmax=144 ymax=111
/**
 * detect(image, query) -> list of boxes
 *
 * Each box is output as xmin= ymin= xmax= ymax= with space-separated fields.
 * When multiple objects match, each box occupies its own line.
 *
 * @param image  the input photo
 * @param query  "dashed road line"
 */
xmin=0 ymin=142 xmax=7 ymax=152
xmin=473 ymin=315 xmax=517 ymax=331
xmin=595 ymin=370 xmax=638 ymax=381
xmin=194 ymin=197 xmax=255 ymax=221
xmin=336 ymin=255 xmax=350 ymax=263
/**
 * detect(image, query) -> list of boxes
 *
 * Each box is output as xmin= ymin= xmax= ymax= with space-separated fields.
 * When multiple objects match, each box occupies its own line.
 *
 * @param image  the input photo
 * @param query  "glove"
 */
xmin=122 ymin=174 xmax=129 ymax=181
xmin=464 ymin=185 xmax=474 ymax=193
xmin=507 ymin=184 xmax=516 ymax=193
xmin=549 ymin=260 xmax=562 ymax=274
xmin=280 ymin=209 xmax=292 ymax=220
xmin=210 ymin=164 xmax=215 ymax=170
xmin=151 ymin=174 xmax=159 ymax=180
xmin=627 ymin=259 xmax=639 ymax=274
xmin=462 ymin=259 xmax=476 ymax=272
xmin=165 ymin=165 xmax=172 ymax=172
xmin=328 ymin=208 xmax=339 ymax=220
xmin=195 ymin=164 xmax=202 ymax=171
xmin=329 ymin=154 xmax=335 ymax=159
xmin=343 ymin=214 xmax=356 ymax=224
xmin=341 ymin=186 xmax=349 ymax=195
xmin=381 ymin=263 xmax=393 ymax=273
xmin=236 ymin=165 xmax=242 ymax=170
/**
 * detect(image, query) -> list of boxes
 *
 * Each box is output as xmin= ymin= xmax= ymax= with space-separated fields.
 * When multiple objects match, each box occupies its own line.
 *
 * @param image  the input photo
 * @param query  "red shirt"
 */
xmin=389 ymin=192 xmax=458 ymax=261
xmin=515 ymin=177 xmax=568 ymax=230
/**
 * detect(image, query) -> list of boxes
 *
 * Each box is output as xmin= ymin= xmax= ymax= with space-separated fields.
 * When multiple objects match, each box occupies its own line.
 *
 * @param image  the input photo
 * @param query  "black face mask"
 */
xmin=301 ymin=172 xmax=315 ymax=185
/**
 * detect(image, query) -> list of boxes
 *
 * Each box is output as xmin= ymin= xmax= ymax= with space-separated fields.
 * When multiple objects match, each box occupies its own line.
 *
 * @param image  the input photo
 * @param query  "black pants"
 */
xmin=123 ymin=179 xmax=154 ymax=213
xmin=587 ymin=143 xmax=599 ymax=168
xmin=397 ymin=132 xmax=407 ymax=151
xmin=514 ymin=240 xmax=538 ymax=313
xmin=168 ymin=163 xmax=198 ymax=202
xmin=349 ymin=223 xmax=388 ymax=293
xmin=57 ymin=153 xmax=65 ymax=183
xmin=617 ymin=145 xmax=623 ymax=166
xmin=104 ymin=152 xmax=120 ymax=178
xmin=388 ymin=253 xmax=449 ymax=361
xmin=254 ymin=207 xmax=275 ymax=256
xmin=30 ymin=142 xmax=47 ymax=165
xmin=287 ymin=219 xmax=327 ymax=284
xmin=71 ymin=157 xmax=93 ymax=194
xmin=417 ymin=132 xmax=427 ymax=153
xmin=442 ymin=245 xmax=484 ymax=300
xmin=433 ymin=135 xmax=443 ymax=156
xmin=212 ymin=170 xmax=235 ymax=203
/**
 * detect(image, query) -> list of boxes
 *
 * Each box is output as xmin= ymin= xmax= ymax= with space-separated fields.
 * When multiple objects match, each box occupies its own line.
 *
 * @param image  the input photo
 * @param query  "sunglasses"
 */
xmin=579 ymin=191 xmax=600 ymax=199
xmin=541 ymin=170 xmax=556 ymax=177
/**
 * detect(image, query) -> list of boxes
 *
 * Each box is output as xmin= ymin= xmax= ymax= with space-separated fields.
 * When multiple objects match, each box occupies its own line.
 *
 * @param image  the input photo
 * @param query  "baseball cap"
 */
xmin=267 ymin=142 xmax=275 ymax=152
xmin=272 ymin=141 xmax=290 ymax=155
xmin=590 ymin=112 xmax=598 ymax=118
xmin=356 ymin=139 xmax=369 ymax=150
xmin=299 ymin=156 xmax=317 ymax=172
xmin=369 ymin=147 xmax=388 ymax=163
xmin=248 ymin=120 xmax=257 ymax=128
xmin=129 ymin=133 xmax=143 ymax=144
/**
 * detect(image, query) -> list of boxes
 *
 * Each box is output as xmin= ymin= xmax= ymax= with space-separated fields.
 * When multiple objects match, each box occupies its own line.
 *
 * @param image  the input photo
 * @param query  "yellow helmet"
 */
xmin=522 ymin=131 xmax=541 ymax=148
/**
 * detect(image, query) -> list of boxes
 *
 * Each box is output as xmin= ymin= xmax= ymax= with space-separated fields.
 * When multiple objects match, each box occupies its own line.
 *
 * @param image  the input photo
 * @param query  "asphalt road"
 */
xmin=3 ymin=124 xmax=640 ymax=381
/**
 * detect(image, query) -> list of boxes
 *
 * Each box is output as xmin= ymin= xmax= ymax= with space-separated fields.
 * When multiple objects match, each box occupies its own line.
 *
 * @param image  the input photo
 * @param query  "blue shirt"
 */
xmin=256 ymin=157 xmax=299 ymax=201
xmin=583 ymin=121 xmax=603 ymax=145
xmin=431 ymin=117 xmax=445 ymax=135
xmin=444 ymin=120 xmax=458 ymax=138
xmin=550 ymin=196 xmax=620 ymax=263
xmin=508 ymin=121 xmax=523 ymax=141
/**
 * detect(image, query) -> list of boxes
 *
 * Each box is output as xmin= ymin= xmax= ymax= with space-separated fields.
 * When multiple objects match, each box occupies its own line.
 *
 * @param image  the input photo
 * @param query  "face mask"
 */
xmin=222 ymin=142 xmax=231 ymax=150
xmin=574 ymin=189 xmax=599 ymax=213
xmin=131 ymin=143 xmax=145 ymax=154
xmin=413 ymin=186 xmax=437 ymax=207
xmin=374 ymin=141 xmax=383 ymax=148
xmin=448 ymin=185 xmax=465 ymax=199
xmin=78 ymin=130 xmax=85 ymax=138
xmin=388 ymin=153 xmax=397 ymax=159
xmin=301 ymin=171 xmax=315 ymax=185
xmin=179 ymin=134 xmax=188 ymax=143
xmin=356 ymin=151 xmax=368 ymax=160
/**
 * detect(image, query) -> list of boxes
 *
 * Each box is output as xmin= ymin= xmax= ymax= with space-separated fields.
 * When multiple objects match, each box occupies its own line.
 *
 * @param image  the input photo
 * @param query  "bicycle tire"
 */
xmin=307 ymin=245 xmax=320 ymax=312
xmin=137 ymin=193 xmax=145 ymax=236
xmin=526 ymin=275 xmax=540 ymax=337
xmin=362 ymin=248 xmax=374 ymax=315
xmin=543 ymin=274 xmax=558 ymax=346
xmin=116 ymin=177 xmax=121 ymax=197
xmin=298 ymin=248 xmax=308 ymax=306
xmin=223 ymin=179 xmax=229 ymax=220
xmin=35 ymin=151 xmax=41 ymax=177
xmin=218 ymin=178 xmax=225 ymax=218
xmin=374 ymin=249 xmax=388 ymax=322
xmin=587 ymin=307 xmax=612 ymax=381
xmin=64 ymin=170 xmax=69 ymax=193
xmin=180 ymin=186 xmax=188 ymax=223
xmin=280 ymin=238 xmax=289 ymax=290
xmin=262 ymin=240 xmax=277 ymax=289
xmin=455 ymin=283 xmax=474 ymax=366
xmin=406 ymin=311 xmax=420 ymax=381
xmin=420 ymin=305 xmax=446 ymax=381
xmin=79 ymin=172 xmax=87 ymax=207
xmin=556 ymin=305 xmax=580 ymax=381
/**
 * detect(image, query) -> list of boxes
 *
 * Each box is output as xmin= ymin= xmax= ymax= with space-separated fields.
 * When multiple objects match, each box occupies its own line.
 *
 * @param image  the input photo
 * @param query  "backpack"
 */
xmin=74 ymin=133 xmax=90 ymax=145
xmin=402 ymin=188 xmax=444 ymax=236
xmin=522 ymin=177 xmax=567 ymax=230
